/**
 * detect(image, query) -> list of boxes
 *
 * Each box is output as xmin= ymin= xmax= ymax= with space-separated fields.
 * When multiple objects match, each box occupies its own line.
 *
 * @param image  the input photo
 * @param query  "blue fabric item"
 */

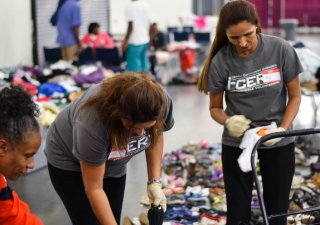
xmin=50 ymin=0 xmax=68 ymax=26
xmin=38 ymin=83 xmax=67 ymax=96
xmin=126 ymin=43 xmax=149 ymax=72
xmin=56 ymin=0 xmax=81 ymax=47
xmin=293 ymin=42 xmax=306 ymax=48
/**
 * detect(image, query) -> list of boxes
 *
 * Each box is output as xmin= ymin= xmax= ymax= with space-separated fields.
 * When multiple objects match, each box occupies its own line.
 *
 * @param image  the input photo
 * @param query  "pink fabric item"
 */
xmin=193 ymin=16 xmax=207 ymax=30
xmin=81 ymin=32 xmax=114 ymax=49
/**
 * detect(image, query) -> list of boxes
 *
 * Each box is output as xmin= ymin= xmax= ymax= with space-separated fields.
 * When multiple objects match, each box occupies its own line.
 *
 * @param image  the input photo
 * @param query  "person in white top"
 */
xmin=122 ymin=0 xmax=151 ymax=72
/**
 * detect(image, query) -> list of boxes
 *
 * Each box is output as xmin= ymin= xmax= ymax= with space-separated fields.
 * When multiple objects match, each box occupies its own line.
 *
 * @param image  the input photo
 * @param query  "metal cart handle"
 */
xmin=250 ymin=128 xmax=320 ymax=225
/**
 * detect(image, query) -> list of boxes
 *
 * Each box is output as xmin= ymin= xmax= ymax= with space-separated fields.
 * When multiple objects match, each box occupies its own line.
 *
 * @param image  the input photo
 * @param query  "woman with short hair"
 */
xmin=0 ymin=85 xmax=43 ymax=225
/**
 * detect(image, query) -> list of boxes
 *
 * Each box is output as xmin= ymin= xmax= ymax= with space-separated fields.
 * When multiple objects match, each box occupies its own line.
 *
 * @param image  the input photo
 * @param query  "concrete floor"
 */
xmin=8 ymin=32 xmax=320 ymax=224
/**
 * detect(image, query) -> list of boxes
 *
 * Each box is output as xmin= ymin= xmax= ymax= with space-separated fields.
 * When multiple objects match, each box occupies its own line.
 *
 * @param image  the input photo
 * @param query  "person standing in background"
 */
xmin=150 ymin=23 xmax=165 ymax=51
xmin=122 ymin=0 xmax=151 ymax=72
xmin=149 ymin=23 xmax=165 ymax=77
xmin=56 ymin=0 xmax=82 ymax=61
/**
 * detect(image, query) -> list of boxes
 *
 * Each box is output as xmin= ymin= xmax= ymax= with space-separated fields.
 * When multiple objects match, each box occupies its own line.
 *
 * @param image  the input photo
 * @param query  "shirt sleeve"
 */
xmin=70 ymin=4 xmax=81 ymax=27
xmin=207 ymin=59 xmax=226 ymax=93
xmin=72 ymin=121 xmax=110 ymax=167
xmin=126 ymin=5 xmax=133 ymax=22
xmin=163 ymin=89 xmax=175 ymax=131
xmin=282 ymin=41 xmax=304 ymax=83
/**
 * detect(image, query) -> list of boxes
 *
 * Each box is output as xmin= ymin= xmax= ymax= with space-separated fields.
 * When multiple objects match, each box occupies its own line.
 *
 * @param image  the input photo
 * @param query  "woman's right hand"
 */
xmin=225 ymin=115 xmax=251 ymax=137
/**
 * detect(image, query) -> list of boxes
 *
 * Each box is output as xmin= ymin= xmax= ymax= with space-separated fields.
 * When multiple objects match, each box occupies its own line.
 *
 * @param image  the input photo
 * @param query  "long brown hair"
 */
xmin=198 ymin=0 xmax=262 ymax=94
xmin=78 ymin=72 xmax=167 ymax=149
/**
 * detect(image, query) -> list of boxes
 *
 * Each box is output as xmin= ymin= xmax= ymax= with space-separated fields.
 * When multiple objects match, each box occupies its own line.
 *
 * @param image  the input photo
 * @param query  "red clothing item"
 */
xmin=81 ymin=32 xmax=114 ymax=49
xmin=0 ymin=173 xmax=43 ymax=225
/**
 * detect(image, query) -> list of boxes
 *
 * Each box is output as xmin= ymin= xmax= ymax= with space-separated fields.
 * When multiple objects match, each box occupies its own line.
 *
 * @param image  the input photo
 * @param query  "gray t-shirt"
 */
xmin=207 ymin=33 xmax=304 ymax=148
xmin=45 ymin=83 xmax=174 ymax=178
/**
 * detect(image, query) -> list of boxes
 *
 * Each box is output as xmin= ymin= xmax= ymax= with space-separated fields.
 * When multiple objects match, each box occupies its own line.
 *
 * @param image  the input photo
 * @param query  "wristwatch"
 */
xmin=147 ymin=178 xmax=162 ymax=185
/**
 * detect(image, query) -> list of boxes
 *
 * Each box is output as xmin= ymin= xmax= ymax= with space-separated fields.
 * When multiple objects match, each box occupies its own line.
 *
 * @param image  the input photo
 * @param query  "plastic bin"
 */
xmin=279 ymin=19 xmax=299 ymax=41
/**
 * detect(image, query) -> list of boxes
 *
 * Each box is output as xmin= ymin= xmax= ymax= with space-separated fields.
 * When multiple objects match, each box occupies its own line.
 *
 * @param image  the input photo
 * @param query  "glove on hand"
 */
xmin=263 ymin=127 xmax=286 ymax=146
xmin=225 ymin=115 xmax=251 ymax=137
xmin=147 ymin=183 xmax=167 ymax=212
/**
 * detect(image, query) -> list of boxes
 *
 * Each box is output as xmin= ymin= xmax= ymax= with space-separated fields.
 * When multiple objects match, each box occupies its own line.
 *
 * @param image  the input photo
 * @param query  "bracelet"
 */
xmin=147 ymin=178 xmax=162 ymax=185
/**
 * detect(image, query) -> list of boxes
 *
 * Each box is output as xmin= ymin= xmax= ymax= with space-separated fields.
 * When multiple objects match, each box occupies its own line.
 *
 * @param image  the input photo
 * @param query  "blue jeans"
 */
xmin=126 ymin=43 xmax=149 ymax=72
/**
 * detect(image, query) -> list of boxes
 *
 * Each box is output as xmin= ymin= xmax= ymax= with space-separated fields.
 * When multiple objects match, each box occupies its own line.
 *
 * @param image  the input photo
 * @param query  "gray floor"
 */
xmin=7 ymin=32 xmax=320 ymax=224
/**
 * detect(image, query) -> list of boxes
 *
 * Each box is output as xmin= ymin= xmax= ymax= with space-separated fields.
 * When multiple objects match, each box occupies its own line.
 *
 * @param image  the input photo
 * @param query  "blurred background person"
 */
xmin=149 ymin=22 xmax=165 ymax=77
xmin=56 ymin=0 xmax=82 ymax=61
xmin=81 ymin=22 xmax=114 ymax=49
xmin=150 ymin=23 xmax=165 ymax=51
xmin=122 ymin=0 xmax=151 ymax=72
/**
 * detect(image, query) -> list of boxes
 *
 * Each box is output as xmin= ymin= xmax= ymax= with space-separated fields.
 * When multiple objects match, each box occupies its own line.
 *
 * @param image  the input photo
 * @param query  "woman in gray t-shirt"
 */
xmin=198 ymin=1 xmax=303 ymax=224
xmin=45 ymin=73 xmax=174 ymax=225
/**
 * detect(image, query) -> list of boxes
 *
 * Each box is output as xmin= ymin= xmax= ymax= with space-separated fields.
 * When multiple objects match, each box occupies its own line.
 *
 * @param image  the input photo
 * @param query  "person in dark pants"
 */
xmin=149 ymin=23 xmax=165 ymax=77
xmin=45 ymin=73 xmax=174 ymax=225
xmin=197 ymin=1 xmax=303 ymax=224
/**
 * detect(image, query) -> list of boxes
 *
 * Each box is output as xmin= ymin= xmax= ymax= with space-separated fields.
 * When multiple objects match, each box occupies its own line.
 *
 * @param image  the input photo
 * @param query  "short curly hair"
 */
xmin=0 ymin=84 xmax=40 ymax=149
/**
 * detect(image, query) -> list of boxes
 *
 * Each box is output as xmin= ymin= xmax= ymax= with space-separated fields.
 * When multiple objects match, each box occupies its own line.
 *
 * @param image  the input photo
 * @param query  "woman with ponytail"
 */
xmin=198 ymin=1 xmax=303 ymax=224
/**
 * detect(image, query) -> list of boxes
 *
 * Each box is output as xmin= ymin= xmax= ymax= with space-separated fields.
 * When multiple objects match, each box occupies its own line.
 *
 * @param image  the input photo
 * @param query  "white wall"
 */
xmin=0 ymin=0 xmax=33 ymax=66
xmin=109 ymin=0 xmax=193 ymax=35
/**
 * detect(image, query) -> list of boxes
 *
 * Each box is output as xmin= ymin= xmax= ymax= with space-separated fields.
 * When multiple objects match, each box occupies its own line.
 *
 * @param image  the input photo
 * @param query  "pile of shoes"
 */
xmin=133 ymin=140 xmax=320 ymax=225
xmin=295 ymin=147 xmax=319 ymax=167
xmin=287 ymin=172 xmax=320 ymax=224
xmin=137 ymin=141 xmax=226 ymax=224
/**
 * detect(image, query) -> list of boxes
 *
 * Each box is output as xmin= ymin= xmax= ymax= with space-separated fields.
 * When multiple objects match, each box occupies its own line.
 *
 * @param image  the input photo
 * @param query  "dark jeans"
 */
xmin=48 ymin=163 xmax=126 ymax=225
xmin=222 ymin=143 xmax=295 ymax=225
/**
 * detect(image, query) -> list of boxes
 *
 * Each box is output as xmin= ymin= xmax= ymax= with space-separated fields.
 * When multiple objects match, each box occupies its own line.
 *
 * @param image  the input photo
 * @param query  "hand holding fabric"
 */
xmin=226 ymin=115 xmax=251 ymax=137
xmin=263 ymin=127 xmax=286 ymax=146
xmin=147 ymin=183 xmax=167 ymax=212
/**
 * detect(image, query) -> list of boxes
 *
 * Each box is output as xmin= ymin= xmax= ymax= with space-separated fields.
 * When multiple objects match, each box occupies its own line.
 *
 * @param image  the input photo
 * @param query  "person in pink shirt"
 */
xmin=81 ymin=22 xmax=114 ymax=49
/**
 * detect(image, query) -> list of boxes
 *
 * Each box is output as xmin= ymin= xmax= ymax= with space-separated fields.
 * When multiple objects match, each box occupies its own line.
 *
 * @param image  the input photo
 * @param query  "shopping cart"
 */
xmin=251 ymin=128 xmax=320 ymax=225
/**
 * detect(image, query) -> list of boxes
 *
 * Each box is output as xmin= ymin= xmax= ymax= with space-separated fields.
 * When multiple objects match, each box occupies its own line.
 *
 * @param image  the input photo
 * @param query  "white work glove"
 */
xmin=147 ymin=183 xmax=167 ymax=212
xmin=263 ymin=127 xmax=286 ymax=146
xmin=225 ymin=115 xmax=251 ymax=137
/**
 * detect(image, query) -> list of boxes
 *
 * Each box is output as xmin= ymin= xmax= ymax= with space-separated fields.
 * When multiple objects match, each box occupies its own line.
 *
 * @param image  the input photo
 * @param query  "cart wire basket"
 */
xmin=251 ymin=128 xmax=320 ymax=225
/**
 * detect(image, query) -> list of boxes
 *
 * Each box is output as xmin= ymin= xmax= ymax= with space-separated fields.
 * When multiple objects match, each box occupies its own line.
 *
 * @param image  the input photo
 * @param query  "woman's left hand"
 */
xmin=263 ymin=127 xmax=286 ymax=146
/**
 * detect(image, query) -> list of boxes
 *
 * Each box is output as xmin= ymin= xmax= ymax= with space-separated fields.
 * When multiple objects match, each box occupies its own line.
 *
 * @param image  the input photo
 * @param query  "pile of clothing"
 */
xmin=0 ymin=60 xmax=119 ymax=125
